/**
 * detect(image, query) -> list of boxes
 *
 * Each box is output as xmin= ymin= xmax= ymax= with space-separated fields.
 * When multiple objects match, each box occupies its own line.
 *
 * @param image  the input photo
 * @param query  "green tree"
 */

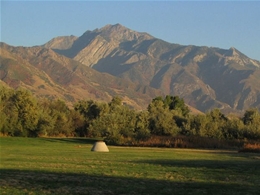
xmin=198 ymin=109 xmax=226 ymax=139
xmin=74 ymin=100 xmax=105 ymax=120
xmin=37 ymin=98 xmax=74 ymax=137
xmin=10 ymin=89 xmax=39 ymax=136
xmin=183 ymin=114 xmax=208 ymax=136
xmin=134 ymin=111 xmax=151 ymax=140
xmin=222 ymin=117 xmax=244 ymax=139
xmin=148 ymin=99 xmax=180 ymax=136
xmin=74 ymin=100 xmax=110 ymax=136
xmin=36 ymin=109 xmax=55 ymax=137
xmin=242 ymin=108 xmax=260 ymax=140
xmin=89 ymin=104 xmax=137 ymax=145
xmin=108 ymin=96 xmax=123 ymax=111
xmin=184 ymin=109 xmax=227 ymax=139
xmin=0 ymin=85 xmax=14 ymax=135
xmin=168 ymin=96 xmax=190 ymax=116
xmin=69 ymin=109 xmax=86 ymax=137
xmin=243 ymin=108 xmax=260 ymax=125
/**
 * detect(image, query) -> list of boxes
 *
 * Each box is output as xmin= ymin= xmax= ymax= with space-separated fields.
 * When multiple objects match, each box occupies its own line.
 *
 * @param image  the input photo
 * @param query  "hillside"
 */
xmin=0 ymin=42 xmax=163 ymax=109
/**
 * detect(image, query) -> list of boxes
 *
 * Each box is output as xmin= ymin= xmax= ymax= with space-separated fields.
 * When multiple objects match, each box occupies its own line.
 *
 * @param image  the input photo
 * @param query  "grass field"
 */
xmin=0 ymin=137 xmax=259 ymax=195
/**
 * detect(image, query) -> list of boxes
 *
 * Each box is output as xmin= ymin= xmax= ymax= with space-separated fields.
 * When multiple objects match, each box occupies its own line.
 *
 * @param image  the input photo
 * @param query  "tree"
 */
xmin=243 ymin=108 xmax=260 ymax=125
xmin=150 ymin=95 xmax=190 ymax=116
xmin=0 ymin=85 xmax=14 ymax=135
xmin=36 ymin=109 xmax=55 ymax=137
xmin=108 ymin=96 xmax=123 ymax=111
xmin=200 ymin=109 xmax=227 ymax=139
xmin=74 ymin=100 xmax=110 ymax=136
xmin=10 ymin=89 xmax=39 ymax=136
xmin=147 ymin=97 xmax=165 ymax=113
xmin=184 ymin=114 xmax=208 ymax=136
xmin=49 ymin=99 xmax=70 ymax=114
xmin=148 ymin=99 xmax=180 ymax=136
xmin=168 ymin=96 xmax=190 ymax=116
xmin=89 ymin=105 xmax=137 ymax=145
xmin=134 ymin=111 xmax=151 ymax=140
xmin=222 ymin=117 xmax=244 ymax=139
xmin=242 ymin=108 xmax=260 ymax=140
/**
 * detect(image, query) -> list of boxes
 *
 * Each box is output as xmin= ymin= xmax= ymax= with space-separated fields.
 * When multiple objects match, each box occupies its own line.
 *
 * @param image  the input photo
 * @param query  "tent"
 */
xmin=91 ymin=141 xmax=109 ymax=152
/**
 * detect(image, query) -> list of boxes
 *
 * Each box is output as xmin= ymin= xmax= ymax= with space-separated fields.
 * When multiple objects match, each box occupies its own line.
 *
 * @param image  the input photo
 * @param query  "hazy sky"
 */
xmin=1 ymin=1 xmax=260 ymax=61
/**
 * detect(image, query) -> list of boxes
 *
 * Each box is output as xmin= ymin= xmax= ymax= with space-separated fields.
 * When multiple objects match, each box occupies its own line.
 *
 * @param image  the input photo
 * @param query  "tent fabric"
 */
xmin=91 ymin=141 xmax=109 ymax=152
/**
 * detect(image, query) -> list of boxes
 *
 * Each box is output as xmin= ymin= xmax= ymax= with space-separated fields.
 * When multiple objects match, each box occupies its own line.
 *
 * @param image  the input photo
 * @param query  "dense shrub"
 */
xmin=0 ymin=85 xmax=259 ymax=147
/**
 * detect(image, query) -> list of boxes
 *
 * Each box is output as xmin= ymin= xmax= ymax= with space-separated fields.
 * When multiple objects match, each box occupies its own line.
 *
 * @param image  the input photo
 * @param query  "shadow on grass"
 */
xmin=0 ymin=168 xmax=259 ymax=195
xmin=41 ymin=137 xmax=98 ymax=145
xmin=135 ymin=157 xmax=260 ymax=170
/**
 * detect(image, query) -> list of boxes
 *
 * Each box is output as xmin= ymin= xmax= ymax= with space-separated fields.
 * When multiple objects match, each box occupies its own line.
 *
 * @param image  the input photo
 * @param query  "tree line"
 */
xmin=1 ymin=85 xmax=260 ymax=145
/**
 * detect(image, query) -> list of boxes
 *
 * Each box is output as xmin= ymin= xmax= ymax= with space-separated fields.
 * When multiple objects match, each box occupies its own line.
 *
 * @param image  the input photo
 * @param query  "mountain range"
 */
xmin=1 ymin=23 xmax=260 ymax=114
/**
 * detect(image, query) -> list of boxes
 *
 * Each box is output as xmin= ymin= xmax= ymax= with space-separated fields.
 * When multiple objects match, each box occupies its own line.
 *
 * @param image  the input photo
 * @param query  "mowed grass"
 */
xmin=0 ymin=137 xmax=259 ymax=195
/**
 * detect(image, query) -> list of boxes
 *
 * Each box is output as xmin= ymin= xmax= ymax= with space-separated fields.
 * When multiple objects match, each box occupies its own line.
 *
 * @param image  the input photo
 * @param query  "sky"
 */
xmin=1 ymin=1 xmax=260 ymax=61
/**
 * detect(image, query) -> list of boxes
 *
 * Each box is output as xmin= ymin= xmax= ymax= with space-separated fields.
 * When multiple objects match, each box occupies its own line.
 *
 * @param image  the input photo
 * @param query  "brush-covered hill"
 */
xmin=43 ymin=24 xmax=260 ymax=113
xmin=0 ymin=42 xmax=163 ymax=109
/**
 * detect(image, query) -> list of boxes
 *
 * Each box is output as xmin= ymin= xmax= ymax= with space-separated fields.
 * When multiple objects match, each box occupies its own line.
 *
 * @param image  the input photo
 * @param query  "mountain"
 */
xmin=0 ymin=42 xmax=163 ymax=109
xmin=43 ymin=24 xmax=260 ymax=113
xmin=1 ymin=24 xmax=260 ymax=113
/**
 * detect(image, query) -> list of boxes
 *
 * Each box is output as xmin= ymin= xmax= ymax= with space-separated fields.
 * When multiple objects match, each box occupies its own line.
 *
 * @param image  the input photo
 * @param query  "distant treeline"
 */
xmin=1 ymin=85 xmax=260 ymax=146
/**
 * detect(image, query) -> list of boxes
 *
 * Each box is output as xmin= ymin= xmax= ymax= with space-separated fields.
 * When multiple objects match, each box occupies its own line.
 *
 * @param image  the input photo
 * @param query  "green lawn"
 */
xmin=0 ymin=137 xmax=259 ymax=195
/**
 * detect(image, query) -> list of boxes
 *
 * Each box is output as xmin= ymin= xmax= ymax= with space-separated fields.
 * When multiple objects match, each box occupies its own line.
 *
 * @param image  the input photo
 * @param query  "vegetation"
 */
xmin=1 ymin=137 xmax=260 ymax=195
xmin=0 ymin=85 xmax=260 ymax=149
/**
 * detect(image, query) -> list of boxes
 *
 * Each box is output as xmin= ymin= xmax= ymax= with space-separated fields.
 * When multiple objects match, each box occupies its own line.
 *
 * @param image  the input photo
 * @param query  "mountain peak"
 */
xmin=224 ymin=47 xmax=260 ymax=68
xmin=95 ymin=23 xmax=153 ymax=42
xmin=94 ymin=23 xmax=129 ymax=35
xmin=229 ymin=47 xmax=242 ymax=55
xmin=101 ymin=23 xmax=125 ymax=30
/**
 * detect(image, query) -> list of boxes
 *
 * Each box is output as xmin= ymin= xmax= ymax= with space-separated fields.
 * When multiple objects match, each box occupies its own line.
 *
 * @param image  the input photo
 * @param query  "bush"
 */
xmin=239 ymin=143 xmax=260 ymax=153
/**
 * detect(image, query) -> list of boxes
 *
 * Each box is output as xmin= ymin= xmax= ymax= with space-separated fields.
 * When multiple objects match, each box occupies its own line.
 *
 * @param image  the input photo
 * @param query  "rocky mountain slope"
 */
xmin=0 ymin=42 xmax=162 ymax=109
xmin=43 ymin=24 xmax=260 ymax=113
xmin=1 ymin=24 xmax=260 ymax=113
xmin=43 ymin=35 xmax=78 ymax=50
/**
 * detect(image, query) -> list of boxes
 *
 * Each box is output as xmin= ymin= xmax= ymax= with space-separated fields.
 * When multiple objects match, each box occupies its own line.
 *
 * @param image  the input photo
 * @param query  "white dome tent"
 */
xmin=91 ymin=140 xmax=109 ymax=152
